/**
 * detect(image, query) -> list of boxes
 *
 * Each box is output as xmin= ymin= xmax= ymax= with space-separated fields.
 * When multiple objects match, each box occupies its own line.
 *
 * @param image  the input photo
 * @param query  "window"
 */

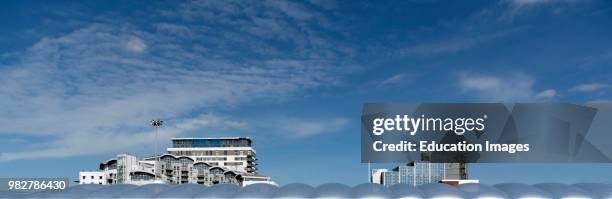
xmin=82 ymin=176 xmax=85 ymax=179
xmin=224 ymin=162 xmax=243 ymax=166
xmin=99 ymin=176 xmax=103 ymax=179
xmin=91 ymin=176 xmax=94 ymax=179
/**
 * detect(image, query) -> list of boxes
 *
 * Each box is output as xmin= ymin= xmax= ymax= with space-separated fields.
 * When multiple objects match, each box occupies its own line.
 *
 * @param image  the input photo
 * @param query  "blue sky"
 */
xmin=1 ymin=0 xmax=612 ymax=186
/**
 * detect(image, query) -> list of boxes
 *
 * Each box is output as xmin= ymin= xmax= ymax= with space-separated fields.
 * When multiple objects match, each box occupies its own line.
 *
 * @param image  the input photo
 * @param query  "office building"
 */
xmin=372 ymin=162 xmax=468 ymax=187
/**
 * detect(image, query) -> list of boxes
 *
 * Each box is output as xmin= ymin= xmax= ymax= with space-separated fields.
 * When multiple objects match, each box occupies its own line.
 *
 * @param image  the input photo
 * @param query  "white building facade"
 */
xmin=78 ymin=137 xmax=273 ymax=186
xmin=165 ymin=137 xmax=257 ymax=174
xmin=370 ymin=169 xmax=387 ymax=184
xmin=371 ymin=161 xmax=471 ymax=187
xmin=78 ymin=171 xmax=106 ymax=185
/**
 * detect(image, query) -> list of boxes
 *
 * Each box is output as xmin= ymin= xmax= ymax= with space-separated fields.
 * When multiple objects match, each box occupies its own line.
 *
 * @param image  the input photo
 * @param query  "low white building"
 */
xmin=78 ymin=171 xmax=106 ymax=185
xmin=440 ymin=179 xmax=480 ymax=186
xmin=370 ymin=169 xmax=387 ymax=184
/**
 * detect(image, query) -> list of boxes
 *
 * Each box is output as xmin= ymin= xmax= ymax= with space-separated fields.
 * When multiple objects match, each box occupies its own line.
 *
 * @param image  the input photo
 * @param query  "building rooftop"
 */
xmin=171 ymin=137 xmax=253 ymax=148
xmin=171 ymin=137 xmax=252 ymax=140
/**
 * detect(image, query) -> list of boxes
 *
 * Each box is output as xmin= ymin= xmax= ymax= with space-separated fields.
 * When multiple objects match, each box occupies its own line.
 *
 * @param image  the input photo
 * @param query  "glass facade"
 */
xmin=383 ymin=170 xmax=398 ymax=185
xmin=380 ymin=162 xmax=455 ymax=187
xmin=116 ymin=156 xmax=126 ymax=183
xmin=172 ymin=138 xmax=252 ymax=148
xmin=131 ymin=172 xmax=155 ymax=181
xmin=168 ymin=150 xmax=253 ymax=156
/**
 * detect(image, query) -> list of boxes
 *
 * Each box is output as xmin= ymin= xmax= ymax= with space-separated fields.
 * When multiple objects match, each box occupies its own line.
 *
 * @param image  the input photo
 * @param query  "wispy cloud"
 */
xmin=498 ymin=0 xmax=583 ymax=20
xmin=273 ymin=117 xmax=350 ymax=137
xmin=174 ymin=114 xmax=250 ymax=132
xmin=357 ymin=73 xmax=417 ymax=94
xmin=161 ymin=1 xmax=350 ymax=59
xmin=571 ymin=83 xmax=609 ymax=92
xmin=508 ymin=0 xmax=552 ymax=8
xmin=377 ymin=74 xmax=409 ymax=87
xmin=535 ymin=89 xmax=557 ymax=99
xmin=402 ymin=0 xmax=582 ymax=58
xmin=0 ymin=114 xmax=246 ymax=161
xmin=399 ymin=36 xmax=486 ymax=56
xmin=266 ymin=0 xmax=314 ymax=21
xmin=308 ymin=0 xmax=338 ymax=10
xmin=0 ymin=1 xmax=355 ymax=161
xmin=398 ymin=18 xmax=528 ymax=57
xmin=457 ymin=73 xmax=555 ymax=102
xmin=578 ymin=50 xmax=612 ymax=67
xmin=588 ymin=99 xmax=612 ymax=104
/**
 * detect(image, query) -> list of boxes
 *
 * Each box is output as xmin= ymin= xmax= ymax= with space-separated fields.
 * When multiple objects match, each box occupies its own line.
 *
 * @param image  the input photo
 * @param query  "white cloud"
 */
xmin=276 ymin=118 xmax=350 ymax=137
xmin=125 ymin=37 xmax=147 ymax=53
xmin=457 ymin=73 xmax=555 ymax=102
xmin=570 ymin=83 xmax=609 ymax=92
xmin=535 ymin=89 xmax=557 ymax=99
